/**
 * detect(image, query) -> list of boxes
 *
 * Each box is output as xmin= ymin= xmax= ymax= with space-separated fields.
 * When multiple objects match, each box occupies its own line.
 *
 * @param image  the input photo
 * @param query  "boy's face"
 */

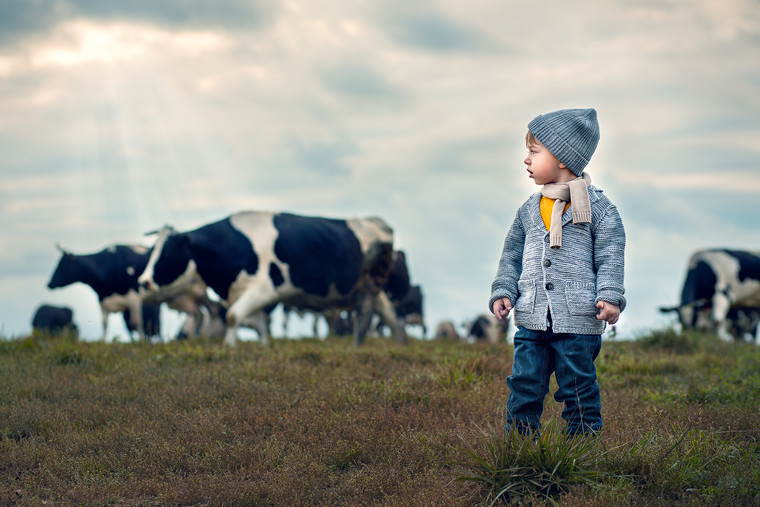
xmin=524 ymin=139 xmax=576 ymax=185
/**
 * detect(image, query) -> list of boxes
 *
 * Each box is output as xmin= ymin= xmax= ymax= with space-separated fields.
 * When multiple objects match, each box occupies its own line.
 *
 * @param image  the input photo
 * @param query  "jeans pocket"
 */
xmin=565 ymin=281 xmax=597 ymax=316
xmin=515 ymin=279 xmax=536 ymax=314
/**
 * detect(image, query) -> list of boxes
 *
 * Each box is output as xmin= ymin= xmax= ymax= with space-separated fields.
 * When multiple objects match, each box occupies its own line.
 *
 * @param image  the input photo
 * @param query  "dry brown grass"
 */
xmin=1 ymin=331 xmax=758 ymax=505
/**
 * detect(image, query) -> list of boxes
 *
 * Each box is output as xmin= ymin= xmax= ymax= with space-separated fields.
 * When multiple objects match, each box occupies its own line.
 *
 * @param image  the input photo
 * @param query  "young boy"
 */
xmin=489 ymin=108 xmax=626 ymax=436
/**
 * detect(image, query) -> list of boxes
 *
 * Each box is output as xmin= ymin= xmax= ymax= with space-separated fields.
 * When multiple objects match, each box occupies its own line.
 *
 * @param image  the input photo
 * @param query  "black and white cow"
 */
xmin=659 ymin=249 xmax=760 ymax=342
xmin=726 ymin=306 xmax=760 ymax=342
xmin=385 ymin=250 xmax=411 ymax=303
xmin=48 ymin=244 xmax=155 ymax=341
xmin=393 ymin=285 xmax=426 ymax=336
xmin=467 ymin=313 xmax=508 ymax=344
xmin=138 ymin=211 xmax=406 ymax=347
xmin=48 ymin=244 xmax=213 ymax=342
xmin=373 ymin=251 xmax=426 ymax=337
xmin=286 ymin=250 xmax=422 ymax=339
xmin=31 ymin=304 xmax=78 ymax=336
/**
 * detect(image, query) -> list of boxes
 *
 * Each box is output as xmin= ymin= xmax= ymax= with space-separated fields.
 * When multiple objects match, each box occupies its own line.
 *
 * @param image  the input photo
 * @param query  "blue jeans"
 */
xmin=506 ymin=326 xmax=602 ymax=435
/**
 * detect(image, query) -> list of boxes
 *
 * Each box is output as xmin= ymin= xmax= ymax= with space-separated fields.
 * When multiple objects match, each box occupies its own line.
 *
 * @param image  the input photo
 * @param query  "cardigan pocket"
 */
xmin=565 ymin=281 xmax=597 ymax=316
xmin=515 ymin=279 xmax=536 ymax=314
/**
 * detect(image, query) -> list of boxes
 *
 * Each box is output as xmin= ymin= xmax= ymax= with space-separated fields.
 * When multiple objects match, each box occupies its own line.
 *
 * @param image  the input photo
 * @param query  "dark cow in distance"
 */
xmin=385 ymin=250 xmax=411 ymax=303
xmin=467 ymin=313 xmax=508 ymax=344
xmin=384 ymin=251 xmax=426 ymax=336
xmin=48 ymin=244 xmax=211 ymax=342
xmin=660 ymin=249 xmax=760 ymax=342
xmin=48 ymin=244 xmax=156 ymax=341
xmin=31 ymin=304 xmax=78 ymax=336
xmin=138 ymin=211 xmax=406 ymax=347
xmin=374 ymin=251 xmax=426 ymax=337
xmin=284 ymin=251 xmax=426 ymax=339
xmin=435 ymin=321 xmax=460 ymax=340
xmin=123 ymin=304 xmax=161 ymax=339
xmin=393 ymin=284 xmax=426 ymax=336
xmin=726 ymin=306 xmax=760 ymax=342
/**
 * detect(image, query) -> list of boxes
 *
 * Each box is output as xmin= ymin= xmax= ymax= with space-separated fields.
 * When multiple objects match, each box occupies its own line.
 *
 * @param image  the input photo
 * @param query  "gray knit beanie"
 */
xmin=528 ymin=108 xmax=600 ymax=176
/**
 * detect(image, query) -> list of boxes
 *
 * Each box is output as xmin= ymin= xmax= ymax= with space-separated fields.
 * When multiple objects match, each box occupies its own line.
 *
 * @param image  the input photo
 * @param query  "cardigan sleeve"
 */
xmin=593 ymin=203 xmax=627 ymax=311
xmin=489 ymin=213 xmax=525 ymax=313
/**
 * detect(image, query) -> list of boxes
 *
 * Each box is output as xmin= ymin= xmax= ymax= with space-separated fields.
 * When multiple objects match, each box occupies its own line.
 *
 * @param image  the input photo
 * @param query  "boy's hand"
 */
xmin=596 ymin=301 xmax=620 ymax=325
xmin=493 ymin=298 xmax=512 ymax=321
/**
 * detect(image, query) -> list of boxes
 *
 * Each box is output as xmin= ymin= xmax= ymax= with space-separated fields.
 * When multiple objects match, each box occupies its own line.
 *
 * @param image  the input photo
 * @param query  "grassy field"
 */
xmin=1 ymin=330 xmax=758 ymax=506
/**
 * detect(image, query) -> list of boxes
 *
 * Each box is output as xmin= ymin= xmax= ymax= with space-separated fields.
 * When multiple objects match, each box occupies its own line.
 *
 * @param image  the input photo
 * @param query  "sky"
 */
xmin=1 ymin=0 xmax=759 ymax=342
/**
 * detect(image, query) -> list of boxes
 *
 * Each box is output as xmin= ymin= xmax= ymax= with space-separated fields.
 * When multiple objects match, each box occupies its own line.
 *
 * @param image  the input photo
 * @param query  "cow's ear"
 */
xmin=55 ymin=242 xmax=71 ymax=255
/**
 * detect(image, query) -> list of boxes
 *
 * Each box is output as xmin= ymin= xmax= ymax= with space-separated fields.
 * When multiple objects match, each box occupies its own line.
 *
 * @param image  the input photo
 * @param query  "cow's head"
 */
xmin=139 ymin=225 xmax=192 ymax=292
xmin=659 ymin=298 xmax=714 ymax=332
xmin=47 ymin=244 xmax=79 ymax=289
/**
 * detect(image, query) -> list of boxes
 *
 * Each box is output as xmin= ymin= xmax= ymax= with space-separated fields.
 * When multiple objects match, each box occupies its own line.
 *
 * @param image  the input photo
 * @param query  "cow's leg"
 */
xmin=185 ymin=305 xmax=204 ymax=339
xmin=126 ymin=297 xmax=145 ymax=343
xmin=282 ymin=308 xmax=291 ymax=337
xmin=137 ymin=305 xmax=147 ymax=343
xmin=711 ymin=293 xmax=733 ymax=340
xmin=240 ymin=310 xmax=271 ymax=342
xmin=405 ymin=315 xmax=427 ymax=337
xmin=312 ymin=312 xmax=320 ymax=338
xmin=322 ymin=308 xmax=343 ymax=338
xmin=100 ymin=305 xmax=109 ymax=342
xmin=372 ymin=291 xmax=407 ymax=345
xmin=224 ymin=292 xmax=275 ymax=347
xmin=222 ymin=325 xmax=240 ymax=347
xmin=353 ymin=293 xmax=375 ymax=346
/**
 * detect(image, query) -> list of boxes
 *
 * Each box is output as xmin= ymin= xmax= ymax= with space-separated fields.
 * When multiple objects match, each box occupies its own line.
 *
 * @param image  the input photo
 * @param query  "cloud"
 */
xmin=376 ymin=5 xmax=496 ymax=53
xmin=619 ymin=171 xmax=760 ymax=194
xmin=319 ymin=61 xmax=408 ymax=103
xmin=0 ymin=0 xmax=276 ymax=47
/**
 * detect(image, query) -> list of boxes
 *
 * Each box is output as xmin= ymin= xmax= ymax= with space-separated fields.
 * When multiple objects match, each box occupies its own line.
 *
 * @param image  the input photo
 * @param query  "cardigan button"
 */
xmin=545 ymin=282 xmax=554 ymax=290
xmin=543 ymin=259 xmax=551 ymax=267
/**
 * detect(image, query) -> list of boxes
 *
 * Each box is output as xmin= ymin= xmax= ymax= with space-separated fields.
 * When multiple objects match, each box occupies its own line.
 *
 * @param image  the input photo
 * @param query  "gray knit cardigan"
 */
xmin=489 ymin=186 xmax=626 ymax=335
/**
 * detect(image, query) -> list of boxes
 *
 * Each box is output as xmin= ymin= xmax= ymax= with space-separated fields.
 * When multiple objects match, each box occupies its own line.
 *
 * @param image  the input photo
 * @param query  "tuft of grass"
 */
xmin=457 ymin=418 xmax=611 ymax=505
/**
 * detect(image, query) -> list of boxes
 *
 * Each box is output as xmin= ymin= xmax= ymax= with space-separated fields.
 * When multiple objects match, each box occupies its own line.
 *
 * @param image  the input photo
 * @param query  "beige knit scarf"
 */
xmin=540 ymin=172 xmax=592 ymax=249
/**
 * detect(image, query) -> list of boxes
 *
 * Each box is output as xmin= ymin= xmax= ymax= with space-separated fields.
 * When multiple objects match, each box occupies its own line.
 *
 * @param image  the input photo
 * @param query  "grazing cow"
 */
xmin=374 ymin=251 xmax=426 ymax=337
xmin=659 ymin=249 xmax=760 ymax=341
xmin=48 ymin=244 xmax=213 ymax=342
xmin=384 ymin=252 xmax=426 ymax=336
xmin=385 ymin=251 xmax=411 ymax=303
xmin=726 ymin=306 xmax=760 ymax=342
xmin=138 ymin=211 xmax=406 ymax=347
xmin=286 ymin=251 xmax=425 ymax=339
xmin=435 ymin=321 xmax=460 ymax=340
xmin=282 ymin=251 xmax=413 ymax=339
xmin=467 ymin=314 xmax=508 ymax=344
xmin=394 ymin=285 xmax=426 ymax=336
xmin=31 ymin=304 xmax=78 ymax=336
